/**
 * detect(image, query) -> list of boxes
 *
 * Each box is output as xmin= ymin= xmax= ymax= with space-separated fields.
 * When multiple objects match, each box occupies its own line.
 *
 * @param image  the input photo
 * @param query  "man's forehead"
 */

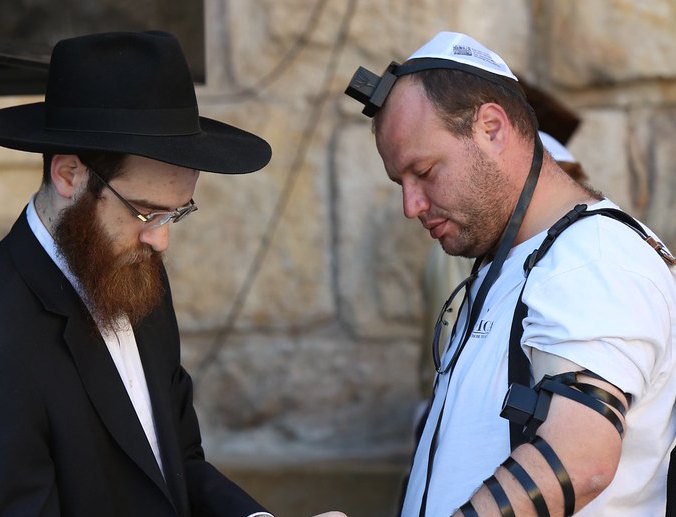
xmin=375 ymin=77 xmax=422 ymax=136
xmin=376 ymin=77 xmax=443 ymax=150
xmin=110 ymin=155 xmax=199 ymax=206
xmin=375 ymin=83 xmax=436 ymax=176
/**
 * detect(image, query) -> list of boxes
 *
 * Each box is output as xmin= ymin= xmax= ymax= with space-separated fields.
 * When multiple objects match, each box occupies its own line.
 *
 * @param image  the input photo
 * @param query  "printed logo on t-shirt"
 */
xmin=471 ymin=319 xmax=494 ymax=339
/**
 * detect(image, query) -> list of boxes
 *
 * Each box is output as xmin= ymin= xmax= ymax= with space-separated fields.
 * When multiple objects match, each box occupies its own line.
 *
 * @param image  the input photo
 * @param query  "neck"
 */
xmin=514 ymin=160 xmax=600 ymax=245
xmin=33 ymin=186 xmax=64 ymax=237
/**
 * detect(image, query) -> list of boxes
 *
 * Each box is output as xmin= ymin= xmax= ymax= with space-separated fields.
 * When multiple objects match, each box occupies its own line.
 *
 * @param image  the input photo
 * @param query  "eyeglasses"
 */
xmin=432 ymin=272 xmax=476 ymax=374
xmin=88 ymin=168 xmax=198 ymax=228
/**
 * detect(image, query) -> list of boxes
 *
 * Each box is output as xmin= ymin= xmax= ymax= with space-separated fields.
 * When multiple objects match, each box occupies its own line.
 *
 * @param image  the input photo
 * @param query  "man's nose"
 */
xmin=139 ymin=223 xmax=170 ymax=252
xmin=402 ymin=179 xmax=429 ymax=219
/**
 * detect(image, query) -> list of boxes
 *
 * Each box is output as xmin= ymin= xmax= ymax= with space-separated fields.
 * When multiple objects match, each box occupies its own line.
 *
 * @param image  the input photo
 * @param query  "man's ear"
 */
xmin=50 ymin=154 xmax=88 ymax=199
xmin=473 ymin=102 xmax=510 ymax=156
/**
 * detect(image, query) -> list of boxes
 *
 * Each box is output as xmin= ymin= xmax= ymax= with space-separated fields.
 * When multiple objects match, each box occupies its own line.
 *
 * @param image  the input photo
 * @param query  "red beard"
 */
xmin=54 ymin=191 xmax=165 ymax=330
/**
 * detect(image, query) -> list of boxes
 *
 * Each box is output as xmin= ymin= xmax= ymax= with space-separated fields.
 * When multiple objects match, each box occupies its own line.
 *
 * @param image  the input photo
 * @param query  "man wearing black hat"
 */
xmin=0 ymin=30 xmax=338 ymax=517
xmin=345 ymin=32 xmax=675 ymax=516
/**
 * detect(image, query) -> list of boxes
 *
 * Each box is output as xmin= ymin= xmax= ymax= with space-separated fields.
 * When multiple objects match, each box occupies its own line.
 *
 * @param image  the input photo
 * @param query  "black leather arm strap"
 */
xmin=574 ymin=382 xmax=627 ymax=416
xmin=502 ymin=457 xmax=550 ymax=517
xmin=458 ymin=500 xmax=478 ymax=517
xmin=579 ymin=369 xmax=632 ymax=407
xmin=539 ymin=377 xmax=625 ymax=437
xmin=484 ymin=475 xmax=516 ymax=517
xmin=531 ymin=436 xmax=575 ymax=516
xmin=501 ymin=370 xmax=627 ymax=441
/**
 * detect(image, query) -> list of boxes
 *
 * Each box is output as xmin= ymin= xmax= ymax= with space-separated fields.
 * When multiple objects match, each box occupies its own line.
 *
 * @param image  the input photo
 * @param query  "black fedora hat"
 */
xmin=0 ymin=30 xmax=271 ymax=174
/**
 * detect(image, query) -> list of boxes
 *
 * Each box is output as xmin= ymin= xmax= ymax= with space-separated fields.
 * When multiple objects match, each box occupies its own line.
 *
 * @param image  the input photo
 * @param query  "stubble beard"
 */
xmin=54 ymin=191 xmax=165 ymax=331
xmin=439 ymin=143 xmax=516 ymax=259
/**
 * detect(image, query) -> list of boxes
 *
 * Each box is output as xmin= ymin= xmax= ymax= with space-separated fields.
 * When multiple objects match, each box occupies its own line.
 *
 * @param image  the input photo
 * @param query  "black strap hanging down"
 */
xmin=413 ymin=136 xmax=544 ymax=517
xmin=508 ymin=289 xmax=531 ymax=449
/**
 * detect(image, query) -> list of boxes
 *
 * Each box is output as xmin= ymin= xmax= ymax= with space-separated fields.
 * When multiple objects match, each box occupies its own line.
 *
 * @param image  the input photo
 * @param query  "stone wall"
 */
xmin=1 ymin=0 xmax=675 ymax=479
xmin=190 ymin=0 xmax=676 ymax=468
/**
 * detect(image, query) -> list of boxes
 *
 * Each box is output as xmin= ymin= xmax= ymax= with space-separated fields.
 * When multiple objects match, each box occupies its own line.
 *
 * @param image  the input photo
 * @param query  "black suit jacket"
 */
xmin=0 ymin=211 xmax=267 ymax=517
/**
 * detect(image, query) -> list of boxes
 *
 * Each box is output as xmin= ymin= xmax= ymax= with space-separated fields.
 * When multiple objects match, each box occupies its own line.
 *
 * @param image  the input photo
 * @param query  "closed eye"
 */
xmin=417 ymin=167 xmax=432 ymax=179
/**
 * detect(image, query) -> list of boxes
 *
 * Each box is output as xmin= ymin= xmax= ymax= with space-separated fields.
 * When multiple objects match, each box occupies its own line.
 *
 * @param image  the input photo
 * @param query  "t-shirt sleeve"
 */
xmin=521 ymin=259 xmax=671 ymax=401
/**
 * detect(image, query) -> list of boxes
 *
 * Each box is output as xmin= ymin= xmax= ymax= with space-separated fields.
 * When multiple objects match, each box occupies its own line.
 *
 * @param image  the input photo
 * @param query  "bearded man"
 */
xmin=0 ymin=31 xmax=343 ymax=517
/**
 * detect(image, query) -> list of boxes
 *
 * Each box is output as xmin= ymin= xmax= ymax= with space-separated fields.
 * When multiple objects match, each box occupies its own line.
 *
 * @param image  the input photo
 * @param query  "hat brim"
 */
xmin=0 ymin=102 xmax=271 ymax=174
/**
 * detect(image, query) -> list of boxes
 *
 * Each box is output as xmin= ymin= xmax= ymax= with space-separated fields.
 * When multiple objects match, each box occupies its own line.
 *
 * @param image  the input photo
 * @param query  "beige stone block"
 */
xmin=566 ymin=109 xmax=631 ymax=210
xmin=0 ymin=167 xmax=41 ymax=237
xmin=222 ymin=0 xmax=349 ymax=98
xmin=566 ymin=107 xmax=675 ymax=248
xmin=186 ymin=327 xmax=420 ymax=462
xmin=166 ymin=102 xmax=333 ymax=332
xmin=345 ymin=0 xmax=448 ymax=64
xmin=626 ymin=108 xmax=676 ymax=249
xmin=221 ymin=0 xmax=532 ymax=107
xmin=548 ymin=1 xmax=676 ymax=87
xmin=447 ymin=0 xmax=531 ymax=73
xmin=0 ymin=147 xmax=42 ymax=167
xmin=334 ymin=122 xmax=429 ymax=340
xmin=344 ymin=0 xmax=530 ymax=72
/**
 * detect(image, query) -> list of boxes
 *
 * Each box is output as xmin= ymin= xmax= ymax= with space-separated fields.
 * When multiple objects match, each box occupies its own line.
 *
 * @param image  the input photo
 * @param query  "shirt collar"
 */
xmin=26 ymin=195 xmax=82 ymax=292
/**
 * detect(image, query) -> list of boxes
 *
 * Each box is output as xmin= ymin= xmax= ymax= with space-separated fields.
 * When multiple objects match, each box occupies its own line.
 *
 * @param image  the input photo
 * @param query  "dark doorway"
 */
xmin=0 ymin=0 xmax=204 ymax=95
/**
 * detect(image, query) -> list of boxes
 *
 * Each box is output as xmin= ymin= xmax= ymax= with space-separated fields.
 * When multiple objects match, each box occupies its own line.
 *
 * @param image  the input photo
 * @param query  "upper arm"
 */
xmin=531 ymin=351 xmax=628 ymax=506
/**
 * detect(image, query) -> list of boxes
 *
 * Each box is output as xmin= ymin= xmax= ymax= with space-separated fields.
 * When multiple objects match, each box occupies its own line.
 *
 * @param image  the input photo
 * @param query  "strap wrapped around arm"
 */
xmin=484 ymin=475 xmax=516 ymax=517
xmin=458 ymin=501 xmax=479 ymax=517
xmin=502 ymin=457 xmax=550 ymax=517
xmin=531 ymin=436 xmax=575 ymax=516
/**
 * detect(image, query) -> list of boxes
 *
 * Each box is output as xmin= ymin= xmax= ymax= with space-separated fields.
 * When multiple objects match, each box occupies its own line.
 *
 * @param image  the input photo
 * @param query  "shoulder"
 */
xmin=523 ymin=201 xmax=674 ymax=323
xmin=520 ymin=203 xmax=675 ymax=395
xmin=528 ymin=202 xmax=673 ymax=291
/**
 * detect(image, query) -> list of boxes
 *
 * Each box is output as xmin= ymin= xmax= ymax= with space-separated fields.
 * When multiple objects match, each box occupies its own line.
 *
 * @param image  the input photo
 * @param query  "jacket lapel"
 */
xmin=7 ymin=211 xmax=175 ymax=507
xmin=62 ymin=321 xmax=172 ymax=501
xmin=135 ymin=294 xmax=190 ymax=515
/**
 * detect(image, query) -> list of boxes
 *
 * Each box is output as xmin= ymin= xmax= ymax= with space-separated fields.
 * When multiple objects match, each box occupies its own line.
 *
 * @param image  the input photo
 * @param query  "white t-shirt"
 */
xmin=401 ymin=199 xmax=676 ymax=517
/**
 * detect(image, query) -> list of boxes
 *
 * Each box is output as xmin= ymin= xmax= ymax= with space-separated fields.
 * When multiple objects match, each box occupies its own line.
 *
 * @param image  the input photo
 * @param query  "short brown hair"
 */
xmin=411 ymin=69 xmax=538 ymax=141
